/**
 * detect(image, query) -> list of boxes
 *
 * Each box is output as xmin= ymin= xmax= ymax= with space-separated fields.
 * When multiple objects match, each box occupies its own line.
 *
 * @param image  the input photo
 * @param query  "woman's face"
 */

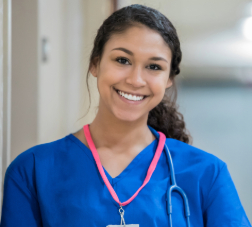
xmin=90 ymin=25 xmax=173 ymax=123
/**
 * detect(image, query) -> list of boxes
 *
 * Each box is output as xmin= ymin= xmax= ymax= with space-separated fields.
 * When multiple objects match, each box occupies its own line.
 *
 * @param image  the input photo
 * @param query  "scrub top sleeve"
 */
xmin=203 ymin=163 xmax=251 ymax=227
xmin=1 ymin=171 xmax=43 ymax=227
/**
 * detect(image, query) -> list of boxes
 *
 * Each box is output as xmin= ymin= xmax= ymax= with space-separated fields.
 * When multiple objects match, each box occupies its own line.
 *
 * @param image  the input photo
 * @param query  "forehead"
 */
xmin=103 ymin=25 xmax=172 ymax=58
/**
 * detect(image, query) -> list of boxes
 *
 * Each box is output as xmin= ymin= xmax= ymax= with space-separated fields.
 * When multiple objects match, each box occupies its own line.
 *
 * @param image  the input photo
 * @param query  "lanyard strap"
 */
xmin=83 ymin=124 xmax=166 ymax=207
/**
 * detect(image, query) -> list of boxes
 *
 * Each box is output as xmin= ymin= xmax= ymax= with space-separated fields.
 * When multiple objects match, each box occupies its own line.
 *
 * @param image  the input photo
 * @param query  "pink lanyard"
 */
xmin=83 ymin=124 xmax=166 ymax=207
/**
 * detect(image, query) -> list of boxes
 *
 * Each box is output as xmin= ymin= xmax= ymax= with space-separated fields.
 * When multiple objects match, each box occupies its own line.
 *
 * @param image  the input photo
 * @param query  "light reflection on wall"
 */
xmin=243 ymin=17 xmax=252 ymax=41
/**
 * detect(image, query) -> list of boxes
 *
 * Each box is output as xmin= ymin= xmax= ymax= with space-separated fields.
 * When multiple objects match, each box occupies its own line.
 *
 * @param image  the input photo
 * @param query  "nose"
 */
xmin=125 ymin=66 xmax=146 ymax=88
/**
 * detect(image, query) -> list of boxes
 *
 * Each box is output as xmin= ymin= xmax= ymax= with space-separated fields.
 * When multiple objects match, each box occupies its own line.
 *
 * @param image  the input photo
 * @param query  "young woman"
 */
xmin=1 ymin=4 xmax=251 ymax=227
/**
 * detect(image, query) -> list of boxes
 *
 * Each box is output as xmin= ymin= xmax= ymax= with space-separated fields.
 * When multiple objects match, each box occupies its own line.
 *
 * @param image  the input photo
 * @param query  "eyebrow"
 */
xmin=112 ymin=47 xmax=133 ymax=56
xmin=111 ymin=47 xmax=168 ymax=63
xmin=149 ymin=57 xmax=168 ymax=63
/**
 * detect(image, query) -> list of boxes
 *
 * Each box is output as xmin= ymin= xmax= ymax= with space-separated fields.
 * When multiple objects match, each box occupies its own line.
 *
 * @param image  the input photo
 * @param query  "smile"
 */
xmin=115 ymin=89 xmax=146 ymax=101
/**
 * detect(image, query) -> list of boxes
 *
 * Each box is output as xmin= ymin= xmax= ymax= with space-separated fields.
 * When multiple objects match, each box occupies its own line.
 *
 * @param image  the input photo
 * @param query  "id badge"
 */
xmin=107 ymin=207 xmax=139 ymax=227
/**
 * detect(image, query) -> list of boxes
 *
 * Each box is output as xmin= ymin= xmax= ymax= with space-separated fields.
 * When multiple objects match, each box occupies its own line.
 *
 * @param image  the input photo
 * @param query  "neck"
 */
xmin=89 ymin=106 xmax=155 ymax=152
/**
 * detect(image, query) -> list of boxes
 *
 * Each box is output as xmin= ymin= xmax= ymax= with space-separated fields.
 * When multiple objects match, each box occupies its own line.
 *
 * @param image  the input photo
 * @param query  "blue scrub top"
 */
xmin=1 ymin=129 xmax=251 ymax=227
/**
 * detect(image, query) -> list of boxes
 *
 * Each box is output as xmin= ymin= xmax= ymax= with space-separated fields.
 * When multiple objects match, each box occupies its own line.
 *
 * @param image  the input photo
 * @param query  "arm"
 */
xmin=203 ymin=163 xmax=251 ymax=227
xmin=1 ymin=170 xmax=43 ymax=227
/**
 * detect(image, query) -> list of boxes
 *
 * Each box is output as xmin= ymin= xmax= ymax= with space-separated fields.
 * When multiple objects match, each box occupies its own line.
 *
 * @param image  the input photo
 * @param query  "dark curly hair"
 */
xmin=86 ymin=4 xmax=191 ymax=144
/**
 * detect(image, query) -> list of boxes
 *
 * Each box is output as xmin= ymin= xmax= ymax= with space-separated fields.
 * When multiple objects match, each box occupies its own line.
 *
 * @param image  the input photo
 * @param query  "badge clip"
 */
xmin=106 ymin=206 xmax=139 ymax=227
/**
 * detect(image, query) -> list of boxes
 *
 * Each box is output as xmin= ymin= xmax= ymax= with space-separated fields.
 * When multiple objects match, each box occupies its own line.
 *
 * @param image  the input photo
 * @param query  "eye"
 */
xmin=116 ymin=57 xmax=130 ymax=65
xmin=147 ymin=64 xmax=162 ymax=70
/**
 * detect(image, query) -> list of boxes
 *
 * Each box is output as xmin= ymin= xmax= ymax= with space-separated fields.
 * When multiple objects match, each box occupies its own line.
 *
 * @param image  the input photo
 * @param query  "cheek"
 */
xmin=149 ymin=77 xmax=169 ymax=96
xmin=97 ymin=62 xmax=128 ymax=85
xmin=96 ymin=69 xmax=126 ymax=98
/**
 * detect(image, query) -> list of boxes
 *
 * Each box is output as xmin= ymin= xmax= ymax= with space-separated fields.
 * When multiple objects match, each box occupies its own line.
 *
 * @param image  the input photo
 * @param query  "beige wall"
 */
xmin=11 ymin=0 xmax=39 ymax=161
xmin=5 ymin=0 xmax=112 ymax=160
xmin=38 ymin=0 xmax=65 ymax=143
xmin=37 ymin=0 xmax=111 ymax=144
xmin=77 ymin=0 xmax=111 ymax=130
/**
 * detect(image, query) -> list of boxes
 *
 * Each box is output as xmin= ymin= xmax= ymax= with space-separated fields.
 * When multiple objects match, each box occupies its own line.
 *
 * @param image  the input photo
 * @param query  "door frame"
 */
xmin=0 ymin=0 xmax=12 ymax=210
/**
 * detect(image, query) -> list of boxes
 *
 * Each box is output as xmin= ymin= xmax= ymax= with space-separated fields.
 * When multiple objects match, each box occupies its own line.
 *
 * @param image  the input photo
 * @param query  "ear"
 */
xmin=166 ymin=78 xmax=173 ymax=89
xmin=89 ymin=63 xmax=98 ymax=78
xmin=89 ymin=58 xmax=100 ymax=78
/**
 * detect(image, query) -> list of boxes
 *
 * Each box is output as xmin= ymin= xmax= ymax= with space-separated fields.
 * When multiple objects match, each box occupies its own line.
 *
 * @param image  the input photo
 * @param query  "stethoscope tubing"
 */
xmin=148 ymin=126 xmax=191 ymax=227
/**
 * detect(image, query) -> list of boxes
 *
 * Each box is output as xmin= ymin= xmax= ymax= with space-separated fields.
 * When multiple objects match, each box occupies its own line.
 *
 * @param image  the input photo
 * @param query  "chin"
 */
xmin=113 ymin=110 xmax=147 ymax=123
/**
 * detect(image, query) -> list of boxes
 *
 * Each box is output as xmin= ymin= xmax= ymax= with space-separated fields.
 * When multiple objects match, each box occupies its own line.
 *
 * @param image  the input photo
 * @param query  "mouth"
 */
xmin=114 ymin=88 xmax=148 ymax=101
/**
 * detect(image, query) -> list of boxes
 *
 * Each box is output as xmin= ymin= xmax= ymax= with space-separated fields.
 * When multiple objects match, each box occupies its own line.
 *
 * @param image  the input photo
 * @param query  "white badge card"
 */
xmin=107 ymin=225 xmax=139 ymax=227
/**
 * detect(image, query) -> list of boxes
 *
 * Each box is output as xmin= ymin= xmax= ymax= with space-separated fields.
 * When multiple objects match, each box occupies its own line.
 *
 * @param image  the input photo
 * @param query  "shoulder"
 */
xmin=165 ymin=139 xmax=232 ymax=210
xmin=165 ymin=138 xmax=226 ymax=190
xmin=166 ymin=138 xmax=225 ymax=170
xmin=5 ymin=135 xmax=73 ymax=184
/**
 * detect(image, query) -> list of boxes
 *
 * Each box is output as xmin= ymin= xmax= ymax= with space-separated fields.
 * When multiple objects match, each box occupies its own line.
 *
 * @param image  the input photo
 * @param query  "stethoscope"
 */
xmin=148 ymin=126 xmax=191 ymax=227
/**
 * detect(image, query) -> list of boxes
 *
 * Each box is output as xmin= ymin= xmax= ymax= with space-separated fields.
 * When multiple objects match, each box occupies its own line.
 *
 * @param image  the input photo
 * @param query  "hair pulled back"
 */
xmin=87 ymin=4 xmax=191 ymax=144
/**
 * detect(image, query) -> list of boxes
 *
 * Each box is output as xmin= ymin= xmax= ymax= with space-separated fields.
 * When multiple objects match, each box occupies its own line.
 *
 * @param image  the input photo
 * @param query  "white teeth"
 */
xmin=117 ymin=90 xmax=144 ymax=101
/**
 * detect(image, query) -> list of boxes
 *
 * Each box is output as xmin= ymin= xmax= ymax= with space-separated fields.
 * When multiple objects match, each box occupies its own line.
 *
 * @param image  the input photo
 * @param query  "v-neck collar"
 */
xmin=103 ymin=139 xmax=158 ymax=185
xmin=68 ymin=133 xmax=158 ymax=185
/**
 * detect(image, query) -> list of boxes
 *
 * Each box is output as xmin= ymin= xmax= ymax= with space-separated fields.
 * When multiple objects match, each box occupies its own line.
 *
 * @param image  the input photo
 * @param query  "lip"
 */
xmin=114 ymin=88 xmax=148 ymax=105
